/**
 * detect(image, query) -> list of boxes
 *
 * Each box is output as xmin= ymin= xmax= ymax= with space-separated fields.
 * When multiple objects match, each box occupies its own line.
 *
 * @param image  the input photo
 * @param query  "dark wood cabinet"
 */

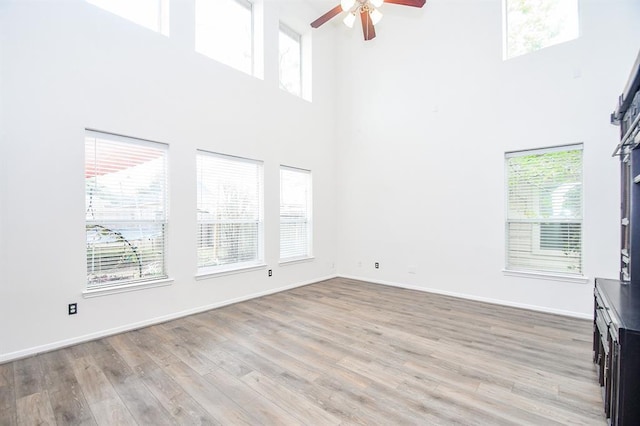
xmin=594 ymin=279 xmax=640 ymax=425
xmin=612 ymin=51 xmax=640 ymax=281
xmin=594 ymin=50 xmax=640 ymax=424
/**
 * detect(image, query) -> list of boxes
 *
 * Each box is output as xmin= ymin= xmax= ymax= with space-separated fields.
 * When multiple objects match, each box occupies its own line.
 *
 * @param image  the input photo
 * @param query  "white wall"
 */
xmin=2 ymin=0 xmax=639 ymax=362
xmin=335 ymin=0 xmax=640 ymax=317
xmin=0 ymin=0 xmax=339 ymax=361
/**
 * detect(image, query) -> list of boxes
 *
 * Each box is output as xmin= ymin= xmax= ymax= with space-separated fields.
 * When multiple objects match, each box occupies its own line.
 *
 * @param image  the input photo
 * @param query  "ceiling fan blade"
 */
xmin=311 ymin=5 xmax=343 ymax=28
xmin=384 ymin=0 xmax=426 ymax=7
xmin=360 ymin=10 xmax=376 ymax=41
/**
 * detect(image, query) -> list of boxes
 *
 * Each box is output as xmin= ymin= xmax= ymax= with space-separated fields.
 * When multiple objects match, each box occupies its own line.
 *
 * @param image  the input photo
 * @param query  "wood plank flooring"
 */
xmin=0 ymin=278 xmax=605 ymax=425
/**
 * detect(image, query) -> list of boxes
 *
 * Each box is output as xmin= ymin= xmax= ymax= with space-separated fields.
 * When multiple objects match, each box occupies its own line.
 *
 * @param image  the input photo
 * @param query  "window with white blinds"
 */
xmin=280 ymin=166 xmax=312 ymax=261
xmin=505 ymin=144 xmax=583 ymax=276
xmin=85 ymin=131 xmax=168 ymax=289
xmin=197 ymin=151 xmax=264 ymax=273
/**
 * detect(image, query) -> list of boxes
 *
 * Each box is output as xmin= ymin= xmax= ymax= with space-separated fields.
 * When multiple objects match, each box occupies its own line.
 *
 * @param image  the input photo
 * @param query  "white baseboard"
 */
xmin=338 ymin=274 xmax=592 ymax=320
xmin=0 ymin=274 xmax=338 ymax=364
xmin=1 ymin=273 xmax=590 ymax=363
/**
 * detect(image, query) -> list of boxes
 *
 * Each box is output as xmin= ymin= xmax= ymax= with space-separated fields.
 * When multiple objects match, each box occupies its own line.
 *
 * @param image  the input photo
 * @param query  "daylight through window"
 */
xmin=85 ymin=131 xmax=168 ymax=289
xmin=197 ymin=151 xmax=264 ymax=274
xmin=504 ymin=0 xmax=579 ymax=59
xmin=279 ymin=24 xmax=302 ymax=97
xmin=195 ymin=0 xmax=254 ymax=75
xmin=280 ymin=166 xmax=312 ymax=261
xmin=505 ymin=144 xmax=583 ymax=275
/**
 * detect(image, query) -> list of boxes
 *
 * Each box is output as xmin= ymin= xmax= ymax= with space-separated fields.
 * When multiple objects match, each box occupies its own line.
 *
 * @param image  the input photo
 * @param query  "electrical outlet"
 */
xmin=268 ymin=269 xmax=272 ymax=277
xmin=375 ymin=262 xmax=379 ymax=269
xmin=68 ymin=303 xmax=77 ymax=315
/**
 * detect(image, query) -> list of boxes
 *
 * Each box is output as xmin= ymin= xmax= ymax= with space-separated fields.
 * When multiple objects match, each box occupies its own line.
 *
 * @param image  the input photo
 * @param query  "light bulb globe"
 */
xmin=370 ymin=8 xmax=383 ymax=25
xmin=343 ymin=12 xmax=356 ymax=28
xmin=341 ymin=0 xmax=356 ymax=11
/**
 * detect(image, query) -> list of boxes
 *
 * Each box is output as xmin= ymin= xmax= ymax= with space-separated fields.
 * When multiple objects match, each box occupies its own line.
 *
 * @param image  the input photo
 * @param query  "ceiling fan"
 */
xmin=310 ymin=0 xmax=426 ymax=41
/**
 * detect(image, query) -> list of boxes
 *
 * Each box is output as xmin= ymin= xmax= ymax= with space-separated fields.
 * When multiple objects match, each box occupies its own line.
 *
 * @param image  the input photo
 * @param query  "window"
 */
xmin=505 ymin=144 xmax=583 ymax=276
xmin=197 ymin=151 xmax=264 ymax=274
xmin=280 ymin=166 xmax=312 ymax=261
xmin=503 ymin=0 xmax=579 ymax=59
xmin=195 ymin=0 xmax=254 ymax=75
xmin=87 ymin=0 xmax=169 ymax=36
xmin=279 ymin=24 xmax=302 ymax=97
xmin=85 ymin=131 xmax=168 ymax=289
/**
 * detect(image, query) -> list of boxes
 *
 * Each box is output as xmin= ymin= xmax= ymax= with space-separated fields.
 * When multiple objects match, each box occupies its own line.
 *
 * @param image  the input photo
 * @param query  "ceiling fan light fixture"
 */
xmin=370 ymin=8 xmax=383 ymax=25
xmin=343 ymin=12 xmax=357 ymax=28
xmin=340 ymin=0 xmax=356 ymax=11
xmin=310 ymin=0 xmax=425 ymax=41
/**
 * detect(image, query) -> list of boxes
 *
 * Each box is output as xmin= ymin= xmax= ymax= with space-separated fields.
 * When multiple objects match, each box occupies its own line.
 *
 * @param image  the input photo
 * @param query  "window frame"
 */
xmin=504 ymin=143 xmax=585 ymax=279
xmin=84 ymin=130 xmax=170 ymax=295
xmin=278 ymin=22 xmax=303 ymax=98
xmin=195 ymin=0 xmax=256 ymax=76
xmin=279 ymin=165 xmax=313 ymax=263
xmin=86 ymin=0 xmax=170 ymax=36
xmin=502 ymin=0 xmax=580 ymax=60
xmin=196 ymin=150 xmax=265 ymax=277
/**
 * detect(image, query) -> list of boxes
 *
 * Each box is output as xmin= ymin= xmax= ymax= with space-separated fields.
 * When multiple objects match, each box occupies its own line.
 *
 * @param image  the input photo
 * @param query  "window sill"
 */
xmin=279 ymin=256 xmax=315 ymax=266
xmin=196 ymin=263 xmax=267 ymax=280
xmin=83 ymin=278 xmax=174 ymax=298
xmin=502 ymin=269 xmax=589 ymax=284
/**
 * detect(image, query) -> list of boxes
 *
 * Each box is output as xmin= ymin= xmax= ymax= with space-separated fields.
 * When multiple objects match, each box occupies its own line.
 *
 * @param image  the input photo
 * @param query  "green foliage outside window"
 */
xmin=505 ymin=0 xmax=579 ymax=59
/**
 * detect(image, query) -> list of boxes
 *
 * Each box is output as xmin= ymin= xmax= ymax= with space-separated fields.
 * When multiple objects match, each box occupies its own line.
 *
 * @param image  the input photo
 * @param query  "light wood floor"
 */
xmin=0 ymin=278 xmax=605 ymax=425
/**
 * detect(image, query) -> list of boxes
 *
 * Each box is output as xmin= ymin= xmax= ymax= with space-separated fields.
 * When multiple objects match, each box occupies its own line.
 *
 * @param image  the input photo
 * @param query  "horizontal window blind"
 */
xmin=505 ymin=144 xmax=583 ymax=275
xmin=197 ymin=151 xmax=263 ymax=272
xmin=85 ymin=131 xmax=168 ymax=288
xmin=280 ymin=166 xmax=312 ymax=260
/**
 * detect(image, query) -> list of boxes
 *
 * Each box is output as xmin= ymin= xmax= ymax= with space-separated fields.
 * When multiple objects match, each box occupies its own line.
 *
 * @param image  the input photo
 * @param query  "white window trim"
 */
xmin=279 ymin=22 xmax=303 ymax=98
xmin=505 ymin=143 xmax=583 ymax=158
xmin=502 ymin=0 xmax=580 ymax=60
xmin=194 ymin=0 xmax=256 ymax=76
xmin=242 ymin=0 xmax=256 ymax=76
xmin=277 ymin=20 xmax=311 ymax=101
xmin=502 ymin=269 xmax=589 ymax=284
xmin=279 ymin=256 xmax=315 ymax=266
xmin=85 ymin=129 xmax=170 ymax=291
xmin=196 ymin=150 xmax=265 ymax=274
xmin=195 ymin=263 xmax=267 ymax=280
xmin=301 ymin=27 xmax=312 ymax=102
xmin=83 ymin=278 xmax=174 ymax=298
